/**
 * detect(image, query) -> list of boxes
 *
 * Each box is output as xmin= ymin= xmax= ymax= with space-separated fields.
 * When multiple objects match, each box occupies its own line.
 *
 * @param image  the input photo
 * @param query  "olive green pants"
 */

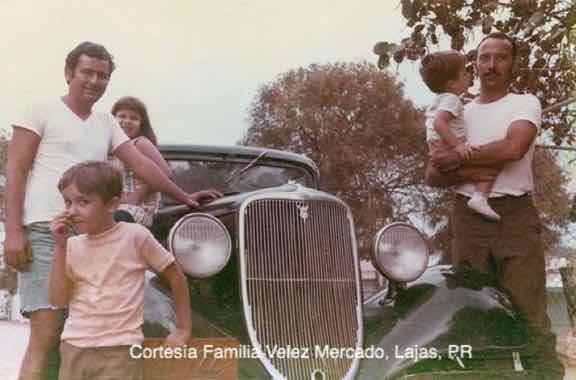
xmin=451 ymin=193 xmax=550 ymax=333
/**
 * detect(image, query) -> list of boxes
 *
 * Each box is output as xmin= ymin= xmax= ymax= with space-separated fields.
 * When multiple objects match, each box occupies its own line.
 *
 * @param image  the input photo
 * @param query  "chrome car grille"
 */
xmin=240 ymin=197 xmax=362 ymax=380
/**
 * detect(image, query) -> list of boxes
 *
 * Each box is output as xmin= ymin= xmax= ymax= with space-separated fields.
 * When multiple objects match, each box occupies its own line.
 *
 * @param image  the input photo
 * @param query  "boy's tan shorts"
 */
xmin=59 ymin=341 xmax=143 ymax=380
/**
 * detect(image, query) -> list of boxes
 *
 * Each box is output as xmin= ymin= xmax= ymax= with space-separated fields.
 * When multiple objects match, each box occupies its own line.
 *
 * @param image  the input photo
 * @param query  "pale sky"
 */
xmin=0 ymin=0 xmax=431 ymax=145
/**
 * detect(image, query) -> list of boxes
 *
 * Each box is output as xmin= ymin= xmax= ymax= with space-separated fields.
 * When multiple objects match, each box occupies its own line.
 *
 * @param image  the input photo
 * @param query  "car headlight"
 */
xmin=372 ymin=223 xmax=429 ymax=282
xmin=168 ymin=213 xmax=232 ymax=278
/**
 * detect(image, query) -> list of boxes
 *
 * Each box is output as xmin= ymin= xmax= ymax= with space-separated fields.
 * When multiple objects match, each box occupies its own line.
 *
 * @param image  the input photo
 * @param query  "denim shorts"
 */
xmin=19 ymin=222 xmax=62 ymax=317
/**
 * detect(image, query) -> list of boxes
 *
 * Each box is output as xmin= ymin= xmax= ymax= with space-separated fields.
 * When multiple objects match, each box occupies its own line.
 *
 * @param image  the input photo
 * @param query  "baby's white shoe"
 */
xmin=467 ymin=195 xmax=500 ymax=221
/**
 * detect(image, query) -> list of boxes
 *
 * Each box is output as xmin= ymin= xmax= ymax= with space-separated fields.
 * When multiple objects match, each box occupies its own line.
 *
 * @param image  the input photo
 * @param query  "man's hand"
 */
xmin=4 ymin=127 xmax=41 ymax=272
xmin=454 ymin=143 xmax=477 ymax=161
xmin=50 ymin=211 xmax=71 ymax=248
xmin=4 ymin=227 xmax=31 ymax=272
xmin=185 ymin=190 xmax=223 ymax=208
xmin=163 ymin=328 xmax=190 ymax=348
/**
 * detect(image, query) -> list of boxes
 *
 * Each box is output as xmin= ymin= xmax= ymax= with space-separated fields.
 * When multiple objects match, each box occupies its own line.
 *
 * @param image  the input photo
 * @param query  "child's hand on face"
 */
xmin=50 ymin=211 xmax=71 ymax=247
xmin=454 ymin=143 xmax=476 ymax=161
xmin=163 ymin=328 xmax=190 ymax=348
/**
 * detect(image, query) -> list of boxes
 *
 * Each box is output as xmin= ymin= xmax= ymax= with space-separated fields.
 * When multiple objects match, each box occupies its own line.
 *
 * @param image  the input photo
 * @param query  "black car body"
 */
xmin=142 ymin=145 xmax=563 ymax=379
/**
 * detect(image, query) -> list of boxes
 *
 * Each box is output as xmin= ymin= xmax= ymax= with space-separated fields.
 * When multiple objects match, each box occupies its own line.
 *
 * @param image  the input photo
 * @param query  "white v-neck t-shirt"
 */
xmin=13 ymin=99 xmax=129 ymax=225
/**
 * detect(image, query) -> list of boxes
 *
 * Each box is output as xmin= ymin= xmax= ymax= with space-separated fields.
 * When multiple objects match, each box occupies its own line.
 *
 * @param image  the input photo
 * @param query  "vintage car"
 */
xmin=142 ymin=144 xmax=564 ymax=379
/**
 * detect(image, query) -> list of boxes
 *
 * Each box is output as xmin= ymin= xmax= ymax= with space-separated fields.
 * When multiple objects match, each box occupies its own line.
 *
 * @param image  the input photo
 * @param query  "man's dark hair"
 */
xmin=478 ymin=32 xmax=517 ymax=61
xmin=65 ymin=41 xmax=116 ymax=78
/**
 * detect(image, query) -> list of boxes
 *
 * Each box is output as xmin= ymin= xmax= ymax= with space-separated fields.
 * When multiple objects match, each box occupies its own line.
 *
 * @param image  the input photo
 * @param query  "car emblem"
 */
xmin=296 ymin=203 xmax=309 ymax=220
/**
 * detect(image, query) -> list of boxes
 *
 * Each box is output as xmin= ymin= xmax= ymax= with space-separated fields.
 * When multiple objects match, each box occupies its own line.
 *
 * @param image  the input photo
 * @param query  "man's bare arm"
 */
xmin=114 ymin=142 xmax=221 ymax=208
xmin=468 ymin=120 xmax=537 ymax=166
xmin=426 ymin=120 xmax=537 ymax=188
xmin=126 ymin=137 xmax=172 ymax=204
xmin=4 ymin=127 xmax=41 ymax=271
xmin=114 ymin=141 xmax=191 ymax=205
xmin=431 ymin=120 xmax=537 ymax=169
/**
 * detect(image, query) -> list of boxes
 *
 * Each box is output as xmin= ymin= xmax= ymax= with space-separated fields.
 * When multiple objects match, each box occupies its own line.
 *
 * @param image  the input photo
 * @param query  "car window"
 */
xmin=164 ymin=159 xmax=316 ymax=203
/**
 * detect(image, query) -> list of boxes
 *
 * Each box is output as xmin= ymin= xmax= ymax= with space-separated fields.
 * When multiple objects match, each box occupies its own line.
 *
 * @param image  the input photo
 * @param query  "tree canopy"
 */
xmin=533 ymin=148 xmax=572 ymax=249
xmin=242 ymin=62 xmax=451 ymax=256
xmin=374 ymin=0 xmax=576 ymax=143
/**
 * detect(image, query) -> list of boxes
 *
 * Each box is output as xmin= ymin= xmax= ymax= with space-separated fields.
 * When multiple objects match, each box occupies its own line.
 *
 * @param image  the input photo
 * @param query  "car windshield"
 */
xmin=164 ymin=158 xmax=316 ymax=203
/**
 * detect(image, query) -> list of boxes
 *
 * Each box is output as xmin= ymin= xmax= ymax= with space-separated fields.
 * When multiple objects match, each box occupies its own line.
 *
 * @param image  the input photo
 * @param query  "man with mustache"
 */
xmin=426 ymin=32 xmax=563 ymax=377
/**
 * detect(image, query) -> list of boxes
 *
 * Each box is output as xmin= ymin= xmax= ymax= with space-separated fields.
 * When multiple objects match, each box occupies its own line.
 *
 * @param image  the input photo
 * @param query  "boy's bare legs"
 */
xmin=467 ymin=180 xmax=500 ymax=221
xmin=19 ymin=309 xmax=65 ymax=380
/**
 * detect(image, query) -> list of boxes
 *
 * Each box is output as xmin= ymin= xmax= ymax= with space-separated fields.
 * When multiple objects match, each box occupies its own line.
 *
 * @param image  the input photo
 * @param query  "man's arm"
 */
xmin=467 ymin=120 xmax=538 ymax=166
xmin=161 ymin=262 xmax=191 ymax=347
xmin=123 ymin=137 xmax=172 ymax=205
xmin=432 ymin=120 xmax=537 ymax=168
xmin=426 ymin=120 xmax=537 ymax=188
xmin=4 ymin=127 xmax=41 ymax=271
xmin=114 ymin=142 xmax=221 ymax=207
xmin=133 ymin=137 xmax=172 ymax=176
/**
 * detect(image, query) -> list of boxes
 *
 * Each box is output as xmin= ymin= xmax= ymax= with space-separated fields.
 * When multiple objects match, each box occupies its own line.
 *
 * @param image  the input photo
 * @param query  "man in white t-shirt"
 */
xmin=426 ymin=33 xmax=563 ymax=377
xmin=3 ymin=42 xmax=220 ymax=380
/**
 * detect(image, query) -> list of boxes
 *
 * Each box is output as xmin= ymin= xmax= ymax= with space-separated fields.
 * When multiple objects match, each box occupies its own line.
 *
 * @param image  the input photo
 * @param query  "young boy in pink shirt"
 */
xmin=48 ymin=161 xmax=191 ymax=380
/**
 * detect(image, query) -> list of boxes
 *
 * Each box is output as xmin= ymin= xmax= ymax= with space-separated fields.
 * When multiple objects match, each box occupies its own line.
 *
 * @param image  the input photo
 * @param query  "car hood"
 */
xmin=360 ymin=265 xmax=529 ymax=378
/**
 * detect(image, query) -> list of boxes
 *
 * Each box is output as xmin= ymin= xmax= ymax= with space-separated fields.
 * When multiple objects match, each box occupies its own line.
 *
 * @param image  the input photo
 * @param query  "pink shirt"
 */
xmin=61 ymin=222 xmax=174 ymax=347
